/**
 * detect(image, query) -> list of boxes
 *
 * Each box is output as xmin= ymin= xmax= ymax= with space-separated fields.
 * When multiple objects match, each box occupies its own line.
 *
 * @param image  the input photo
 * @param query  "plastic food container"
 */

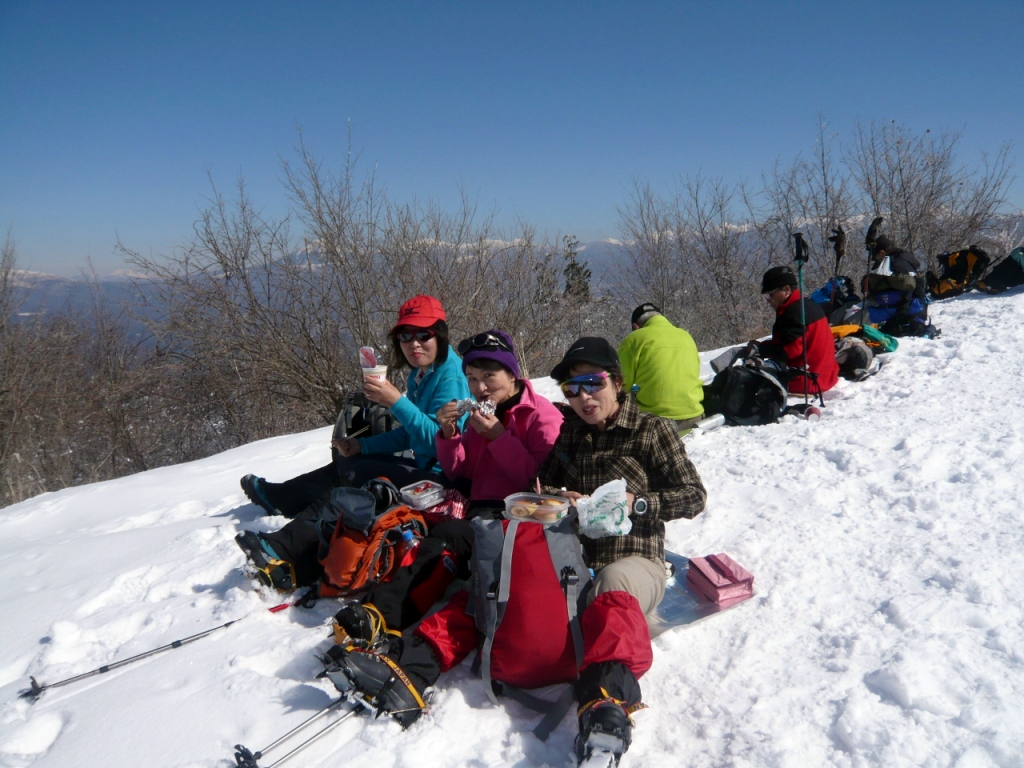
xmin=400 ymin=480 xmax=446 ymax=510
xmin=503 ymin=493 xmax=571 ymax=524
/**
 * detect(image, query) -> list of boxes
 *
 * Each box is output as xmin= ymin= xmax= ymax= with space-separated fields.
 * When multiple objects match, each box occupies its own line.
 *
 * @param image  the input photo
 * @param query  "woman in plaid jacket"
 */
xmin=538 ymin=336 xmax=707 ymax=764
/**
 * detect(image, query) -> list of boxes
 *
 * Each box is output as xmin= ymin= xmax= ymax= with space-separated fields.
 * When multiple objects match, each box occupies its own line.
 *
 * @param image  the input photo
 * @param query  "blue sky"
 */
xmin=1 ymin=0 xmax=1021 ymax=276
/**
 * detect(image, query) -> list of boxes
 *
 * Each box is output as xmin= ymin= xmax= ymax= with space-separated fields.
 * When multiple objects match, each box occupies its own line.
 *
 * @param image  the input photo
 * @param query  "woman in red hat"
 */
xmin=235 ymin=295 xmax=471 ymax=589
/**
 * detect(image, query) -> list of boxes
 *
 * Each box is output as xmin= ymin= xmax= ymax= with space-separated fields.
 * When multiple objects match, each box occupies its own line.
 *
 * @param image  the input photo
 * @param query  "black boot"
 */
xmin=575 ymin=698 xmax=632 ymax=767
xmin=235 ymin=531 xmax=295 ymax=591
xmin=239 ymin=475 xmax=282 ymax=516
xmin=319 ymin=646 xmax=427 ymax=729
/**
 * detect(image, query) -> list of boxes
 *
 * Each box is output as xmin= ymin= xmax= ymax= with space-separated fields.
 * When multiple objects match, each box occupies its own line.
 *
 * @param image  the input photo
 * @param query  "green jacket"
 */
xmin=618 ymin=315 xmax=703 ymax=421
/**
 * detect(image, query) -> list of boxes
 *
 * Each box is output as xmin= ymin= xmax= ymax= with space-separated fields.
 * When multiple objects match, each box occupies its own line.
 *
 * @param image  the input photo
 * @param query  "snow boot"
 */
xmin=319 ymin=645 xmax=427 ymax=728
xmin=240 ymin=474 xmax=281 ymax=516
xmin=332 ymin=603 xmax=399 ymax=651
xmin=575 ymin=697 xmax=632 ymax=768
xmin=235 ymin=530 xmax=295 ymax=591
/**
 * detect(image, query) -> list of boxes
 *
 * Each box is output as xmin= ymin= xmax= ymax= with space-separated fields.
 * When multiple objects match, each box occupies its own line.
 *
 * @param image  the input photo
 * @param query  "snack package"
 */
xmin=575 ymin=478 xmax=631 ymax=538
xmin=358 ymin=347 xmax=379 ymax=369
xmin=503 ymin=493 xmax=570 ymax=524
xmin=455 ymin=398 xmax=497 ymax=417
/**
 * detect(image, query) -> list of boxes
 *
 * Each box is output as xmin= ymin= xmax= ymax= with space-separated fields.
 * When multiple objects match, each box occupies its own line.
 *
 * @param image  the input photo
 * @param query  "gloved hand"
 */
xmin=828 ymin=226 xmax=846 ymax=259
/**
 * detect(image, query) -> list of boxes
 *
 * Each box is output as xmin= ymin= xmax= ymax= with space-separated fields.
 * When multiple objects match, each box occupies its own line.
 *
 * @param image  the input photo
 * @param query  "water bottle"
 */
xmin=695 ymin=413 xmax=727 ymax=431
xmin=399 ymin=529 xmax=420 ymax=567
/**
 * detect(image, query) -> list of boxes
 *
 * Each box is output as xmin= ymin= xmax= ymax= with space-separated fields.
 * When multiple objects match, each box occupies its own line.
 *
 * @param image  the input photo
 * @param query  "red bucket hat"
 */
xmin=392 ymin=294 xmax=446 ymax=332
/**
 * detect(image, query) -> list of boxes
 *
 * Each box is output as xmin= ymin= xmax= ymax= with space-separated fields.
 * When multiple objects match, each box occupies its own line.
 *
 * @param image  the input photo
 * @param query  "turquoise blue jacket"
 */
xmin=357 ymin=351 xmax=471 ymax=470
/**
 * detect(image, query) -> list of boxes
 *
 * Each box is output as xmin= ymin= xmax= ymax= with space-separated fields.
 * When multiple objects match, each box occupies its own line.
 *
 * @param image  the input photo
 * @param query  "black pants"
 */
xmin=261 ymin=455 xmax=442 ymax=518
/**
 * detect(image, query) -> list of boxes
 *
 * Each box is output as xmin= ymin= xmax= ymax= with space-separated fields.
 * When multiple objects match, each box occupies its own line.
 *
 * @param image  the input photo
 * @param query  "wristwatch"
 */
xmin=632 ymin=497 xmax=648 ymax=515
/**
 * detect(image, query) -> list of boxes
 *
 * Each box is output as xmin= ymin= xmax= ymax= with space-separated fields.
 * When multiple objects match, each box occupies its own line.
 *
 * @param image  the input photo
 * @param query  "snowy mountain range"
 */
xmin=1 ymin=287 xmax=1023 ymax=767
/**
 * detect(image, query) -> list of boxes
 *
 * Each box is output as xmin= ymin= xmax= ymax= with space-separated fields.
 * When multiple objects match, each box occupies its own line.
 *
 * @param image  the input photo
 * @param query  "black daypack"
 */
xmin=702 ymin=364 xmax=788 ymax=426
xmin=333 ymin=392 xmax=395 ymax=443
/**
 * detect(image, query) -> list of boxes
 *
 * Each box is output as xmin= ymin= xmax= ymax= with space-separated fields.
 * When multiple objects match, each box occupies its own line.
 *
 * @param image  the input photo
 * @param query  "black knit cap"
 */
xmin=630 ymin=302 xmax=661 ymax=327
xmin=760 ymin=266 xmax=798 ymax=293
xmin=550 ymin=337 xmax=620 ymax=383
xmin=872 ymin=235 xmax=894 ymax=256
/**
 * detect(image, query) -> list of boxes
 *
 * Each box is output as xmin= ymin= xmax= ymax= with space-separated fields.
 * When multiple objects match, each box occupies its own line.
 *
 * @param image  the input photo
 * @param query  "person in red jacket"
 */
xmin=751 ymin=266 xmax=839 ymax=395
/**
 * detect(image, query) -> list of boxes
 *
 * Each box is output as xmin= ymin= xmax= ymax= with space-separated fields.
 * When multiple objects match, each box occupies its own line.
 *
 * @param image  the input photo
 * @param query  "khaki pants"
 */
xmin=674 ymin=412 xmax=705 ymax=437
xmin=590 ymin=555 xmax=667 ymax=618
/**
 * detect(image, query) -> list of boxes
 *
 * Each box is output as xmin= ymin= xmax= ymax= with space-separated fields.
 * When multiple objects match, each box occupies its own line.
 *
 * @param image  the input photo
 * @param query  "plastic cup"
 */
xmin=362 ymin=365 xmax=388 ymax=381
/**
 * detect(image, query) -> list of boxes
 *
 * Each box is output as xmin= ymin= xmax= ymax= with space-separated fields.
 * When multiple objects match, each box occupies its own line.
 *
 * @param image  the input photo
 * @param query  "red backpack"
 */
xmin=469 ymin=512 xmax=593 ymax=738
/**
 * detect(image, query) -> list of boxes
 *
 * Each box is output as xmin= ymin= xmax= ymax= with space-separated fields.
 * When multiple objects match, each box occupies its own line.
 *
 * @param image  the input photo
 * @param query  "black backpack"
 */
xmin=333 ymin=392 xmax=395 ymax=442
xmin=702 ymin=364 xmax=788 ymax=426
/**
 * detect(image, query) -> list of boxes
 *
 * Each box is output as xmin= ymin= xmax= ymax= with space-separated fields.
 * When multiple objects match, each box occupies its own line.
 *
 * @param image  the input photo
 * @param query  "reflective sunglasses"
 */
xmin=560 ymin=372 xmax=610 ymax=398
xmin=457 ymin=332 xmax=513 ymax=356
xmin=397 ymin=329 xmax=436 ymax=344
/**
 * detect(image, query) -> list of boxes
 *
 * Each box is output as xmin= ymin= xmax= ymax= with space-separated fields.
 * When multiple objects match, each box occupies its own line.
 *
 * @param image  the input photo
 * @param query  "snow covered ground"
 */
xmin=2 ymin=288 xmax=1024 ymax=768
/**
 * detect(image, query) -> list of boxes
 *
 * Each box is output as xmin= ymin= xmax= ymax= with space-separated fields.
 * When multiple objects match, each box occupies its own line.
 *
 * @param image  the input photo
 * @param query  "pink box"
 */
xmin=686 ymin=553 xmax=754 ymax=606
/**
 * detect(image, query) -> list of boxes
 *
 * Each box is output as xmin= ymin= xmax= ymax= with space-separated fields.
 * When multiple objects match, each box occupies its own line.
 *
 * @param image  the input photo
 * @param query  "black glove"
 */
xmin=828 ymin=226 xmax=846 ymax=259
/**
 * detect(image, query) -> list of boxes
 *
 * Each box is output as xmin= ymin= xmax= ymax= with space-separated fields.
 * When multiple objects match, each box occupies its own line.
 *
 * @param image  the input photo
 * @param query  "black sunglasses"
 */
xmin=397 ymin=329 xmax=436 ymax=344
xmin=457 ymin=332 xmax=513 ymax=357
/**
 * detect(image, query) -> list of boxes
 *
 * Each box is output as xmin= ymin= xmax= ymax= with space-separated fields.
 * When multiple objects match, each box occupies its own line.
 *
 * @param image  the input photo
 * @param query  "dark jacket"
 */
xmin=761 ymin=289 xmax=839 ymax=395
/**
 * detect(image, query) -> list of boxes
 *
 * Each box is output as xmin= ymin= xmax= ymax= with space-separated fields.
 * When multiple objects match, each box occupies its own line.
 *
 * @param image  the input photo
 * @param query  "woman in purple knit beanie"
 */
xmin=434 ymin=329 xmax=562 ymax=502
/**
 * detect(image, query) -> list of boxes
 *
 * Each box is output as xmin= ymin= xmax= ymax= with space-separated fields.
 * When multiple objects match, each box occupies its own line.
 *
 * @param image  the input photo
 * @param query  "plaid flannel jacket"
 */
xmin=537 ymin=398 xmax=706 ymax=571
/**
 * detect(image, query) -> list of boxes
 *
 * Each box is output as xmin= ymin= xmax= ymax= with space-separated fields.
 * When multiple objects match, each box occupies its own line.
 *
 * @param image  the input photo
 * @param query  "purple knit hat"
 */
xmin=458 ymin=330 xmax=520 ymax=378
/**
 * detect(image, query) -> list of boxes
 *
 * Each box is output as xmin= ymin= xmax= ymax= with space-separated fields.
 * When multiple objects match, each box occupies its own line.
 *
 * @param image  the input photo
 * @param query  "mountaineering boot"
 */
xmin=333 ymin=603 xmax=398 ymax=651
xmin=575 ymin=698 xmax=632 ymax=768
xmin=319 ymin=645 xmax=427 ymax=728
xmin=235 ymin=530 xmax=296 ymax=591
xmin=239 ymin=474 xmax=281 ymax=516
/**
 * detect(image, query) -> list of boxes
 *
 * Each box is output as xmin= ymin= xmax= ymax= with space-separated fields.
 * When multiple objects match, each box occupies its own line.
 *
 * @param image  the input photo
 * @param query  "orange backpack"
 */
xmin=316 ymin=485 xmax=427 ymax=598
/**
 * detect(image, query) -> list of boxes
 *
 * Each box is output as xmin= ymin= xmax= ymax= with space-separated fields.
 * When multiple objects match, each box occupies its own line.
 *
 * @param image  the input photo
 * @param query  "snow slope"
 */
xmin=2 ymin=289 xmax=1024 ymax=768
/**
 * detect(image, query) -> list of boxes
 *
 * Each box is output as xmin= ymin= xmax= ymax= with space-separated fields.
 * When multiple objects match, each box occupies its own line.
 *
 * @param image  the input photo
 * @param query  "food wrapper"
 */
xmin=455 ymin=398 xmax=496 ymax=417
xmin=575 ymin=478 xmax=632 ymax=538
xmin=358 ymin=346 xmax=379 ymax=369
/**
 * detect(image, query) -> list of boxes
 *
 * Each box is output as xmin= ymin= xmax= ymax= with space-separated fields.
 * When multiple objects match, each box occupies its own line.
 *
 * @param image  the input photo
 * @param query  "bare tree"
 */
xmin=846 ymin=121 xmax=1014 ymax=265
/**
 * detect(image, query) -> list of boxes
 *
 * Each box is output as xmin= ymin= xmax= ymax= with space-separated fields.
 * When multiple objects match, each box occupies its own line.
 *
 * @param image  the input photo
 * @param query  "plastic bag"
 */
xmin=575 ymin=478 xmax=632 ymax=539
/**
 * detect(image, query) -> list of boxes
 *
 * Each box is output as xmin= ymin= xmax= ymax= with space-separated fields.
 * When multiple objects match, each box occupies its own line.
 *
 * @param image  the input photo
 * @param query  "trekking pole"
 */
xmin=860 ymin=216 xmax=884 ymax=327
xmin=827 ymin=225 xmax=846 ymax=317
xmin=18 ymin=618 xmax=242 ymax=702
xmin=233 ymin=699 xmax=366 ymax=768
xmin=19 ymin=600 xmax=295 ymax=702
xmin=792 ymin=232 xmax=811 ymax=410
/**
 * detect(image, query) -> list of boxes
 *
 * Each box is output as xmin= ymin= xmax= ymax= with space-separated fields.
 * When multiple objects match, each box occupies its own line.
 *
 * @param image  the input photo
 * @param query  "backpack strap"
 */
xmin=543 ymin=513 xmax=587 ymax=670
xmin=493 ymin=682 xmax=577 ymax=742
xmin=481 ymin=519 xmax=518 ymax=706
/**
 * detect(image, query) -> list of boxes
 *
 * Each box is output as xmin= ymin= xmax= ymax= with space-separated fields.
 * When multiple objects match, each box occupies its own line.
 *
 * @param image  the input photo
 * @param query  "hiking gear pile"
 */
xmin=977 ymin=247 xmax=1024 ymax=294
xmin=926 ymin=247 xmax=991 ymax=299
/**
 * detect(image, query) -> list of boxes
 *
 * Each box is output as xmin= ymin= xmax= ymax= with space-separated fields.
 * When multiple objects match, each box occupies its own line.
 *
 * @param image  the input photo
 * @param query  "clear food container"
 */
xmin=503 ymin=493 xmax=571 ymax=524
xmin=400 ymin=480 xmax=446 ymax=510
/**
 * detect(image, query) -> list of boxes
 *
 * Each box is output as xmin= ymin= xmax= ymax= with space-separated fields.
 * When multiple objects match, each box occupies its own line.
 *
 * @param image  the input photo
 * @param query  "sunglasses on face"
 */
xmin=457 ymin=332 xmax=513 ymax=356
xmin=397 ymin=329 xmax=436 ymax=344
xmin=560 ymin=372 xmax=610 ymax=398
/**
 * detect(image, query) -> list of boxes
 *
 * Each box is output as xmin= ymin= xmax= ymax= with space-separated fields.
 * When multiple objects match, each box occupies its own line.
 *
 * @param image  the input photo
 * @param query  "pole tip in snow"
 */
xmin=18 ymin=676 xmax=44 ymax=702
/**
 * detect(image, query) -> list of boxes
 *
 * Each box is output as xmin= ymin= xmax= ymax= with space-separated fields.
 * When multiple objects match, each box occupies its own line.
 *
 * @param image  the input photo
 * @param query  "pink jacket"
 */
xmin=435 ymin=379 xmax=563 ymax=501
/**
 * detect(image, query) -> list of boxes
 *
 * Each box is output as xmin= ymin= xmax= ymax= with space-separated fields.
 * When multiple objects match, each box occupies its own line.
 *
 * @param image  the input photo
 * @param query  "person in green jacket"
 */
xmin=618 ymin=303 xmax=703 ymax=431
